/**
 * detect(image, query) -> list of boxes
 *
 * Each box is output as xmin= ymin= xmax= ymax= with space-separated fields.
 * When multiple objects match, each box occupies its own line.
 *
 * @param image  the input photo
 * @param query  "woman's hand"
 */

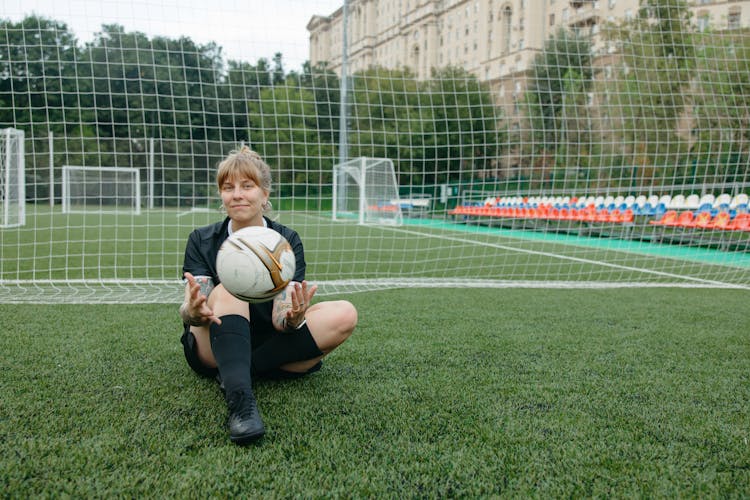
xmin=181 ymin=272 xmax=221 ymax=326
xmin=278 ymin=280 xmax=317 ymax=331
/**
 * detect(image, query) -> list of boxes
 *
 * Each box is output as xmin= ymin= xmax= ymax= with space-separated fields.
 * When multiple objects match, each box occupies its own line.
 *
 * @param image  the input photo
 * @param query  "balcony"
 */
xmin=569 ymin=0 xmax=596 ymax=8
xmin=568 ymin=2 xmax=601 ymax=28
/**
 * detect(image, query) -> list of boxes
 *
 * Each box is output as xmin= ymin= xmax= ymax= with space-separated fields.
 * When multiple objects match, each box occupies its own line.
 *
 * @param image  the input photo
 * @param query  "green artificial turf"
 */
xmin=1 ymin=288 xmax=749 ymax=497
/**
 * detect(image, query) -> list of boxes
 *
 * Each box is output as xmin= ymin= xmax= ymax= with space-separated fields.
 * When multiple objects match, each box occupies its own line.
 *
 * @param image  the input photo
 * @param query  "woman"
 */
xmin=179 ymin=147 xmax=358 ymax=445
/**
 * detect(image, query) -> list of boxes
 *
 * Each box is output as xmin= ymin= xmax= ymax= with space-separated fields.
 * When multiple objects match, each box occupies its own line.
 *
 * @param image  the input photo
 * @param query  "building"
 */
xmin=308 ymin=0 xmax=749 ymax=92
xmin=308 ymin=0 xmax=749 ymax=176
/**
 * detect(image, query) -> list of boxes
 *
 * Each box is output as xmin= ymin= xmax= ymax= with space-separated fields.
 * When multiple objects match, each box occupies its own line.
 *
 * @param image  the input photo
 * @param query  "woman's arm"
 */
xmin=271 ymin=280 xmax=317 ymax=331
xmin=180 ymin=272 xmax=221 ymax=326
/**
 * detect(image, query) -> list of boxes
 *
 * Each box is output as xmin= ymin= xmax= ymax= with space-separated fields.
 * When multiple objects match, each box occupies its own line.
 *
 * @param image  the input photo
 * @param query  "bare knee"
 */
xmin=308 ymin=300 xmax=358 ymax=352
xmin=208 ymin=285 xmax=249 ymax=318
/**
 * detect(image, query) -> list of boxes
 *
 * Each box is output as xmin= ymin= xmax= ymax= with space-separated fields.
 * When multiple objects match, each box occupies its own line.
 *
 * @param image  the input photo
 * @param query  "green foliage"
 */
xmin=1 ymin=288 xmax=749 ymax=496
xmin=523 ymin=28 xmax=594 ymax=186
xmin=600 ymin=0 xmax=695 ymax=188
xmin=348 ymin=66 xmax=504 ymax=186
xmin=690 ymin=31 xmax=750 ymax=186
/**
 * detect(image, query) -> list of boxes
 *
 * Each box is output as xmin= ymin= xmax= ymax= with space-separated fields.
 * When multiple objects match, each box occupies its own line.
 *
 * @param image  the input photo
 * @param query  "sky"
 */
xmin=5 ymin=0 xmax=343 ymax=71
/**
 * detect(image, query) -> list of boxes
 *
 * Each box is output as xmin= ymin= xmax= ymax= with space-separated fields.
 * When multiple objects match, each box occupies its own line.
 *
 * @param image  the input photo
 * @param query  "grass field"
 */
xmin=2 ymin=287 xmax=749 ymax=497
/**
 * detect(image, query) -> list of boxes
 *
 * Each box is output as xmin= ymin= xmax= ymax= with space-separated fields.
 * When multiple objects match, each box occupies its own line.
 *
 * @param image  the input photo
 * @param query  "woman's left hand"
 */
xmin=286 ymin=280 xmax=317 ymax=329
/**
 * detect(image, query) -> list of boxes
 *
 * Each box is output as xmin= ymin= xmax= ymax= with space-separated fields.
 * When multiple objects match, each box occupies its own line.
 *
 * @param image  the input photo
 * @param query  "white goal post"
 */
xmin=0 ymin=128 xmax=25 ymax=228
xmin=333 ymin=157 xmax=403 ymax=226
xmin=61 ymin=166 xmax=142 ymax=215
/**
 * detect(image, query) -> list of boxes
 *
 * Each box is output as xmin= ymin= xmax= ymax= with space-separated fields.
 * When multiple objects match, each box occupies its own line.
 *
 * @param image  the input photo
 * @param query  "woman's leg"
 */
xmin=279 ymin=299 xmax=358 ymax=373
xmin=189 ymin=284 xmax=250 ymax=369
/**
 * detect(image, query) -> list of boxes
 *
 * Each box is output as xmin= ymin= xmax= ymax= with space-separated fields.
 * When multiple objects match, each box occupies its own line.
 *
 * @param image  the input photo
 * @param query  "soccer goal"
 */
xmin=0 ymin=128 xmax=25 ymax=228
xmin=333 ymin=157 xmax=403 ymax=226
xmin=61 ymin=166 xmax=141 ymax=215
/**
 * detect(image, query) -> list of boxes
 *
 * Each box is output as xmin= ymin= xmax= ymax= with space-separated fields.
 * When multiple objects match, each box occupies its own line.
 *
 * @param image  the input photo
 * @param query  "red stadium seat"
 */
xmin=693 ymin=211 xmax=713 ymax=228
xmin=649 ymin=210 xmax=677 ymax=226
xmin=707 ymin=212 xmax=731 ymax=230
xmin=673 ymin=211 xmax=695 ymax=228
xmin=727 ymin=213 xmax=750 ymax=231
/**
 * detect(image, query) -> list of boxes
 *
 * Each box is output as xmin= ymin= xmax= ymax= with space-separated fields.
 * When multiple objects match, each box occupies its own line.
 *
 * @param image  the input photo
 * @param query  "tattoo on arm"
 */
xmin=194 ymin=276 xmax=215 ymax=298
xmin=272 ymin=287 xmax=293 ymax=331
xmin=178 ymin=275 xmax=214 ymax=325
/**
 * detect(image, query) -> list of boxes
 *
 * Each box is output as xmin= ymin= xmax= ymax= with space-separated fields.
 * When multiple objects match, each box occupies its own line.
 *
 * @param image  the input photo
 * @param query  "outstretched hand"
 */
xmin=183 ymin=272 xmax=221 ymax=325
xmin=285 ymin=280 xmax=317 ymax=329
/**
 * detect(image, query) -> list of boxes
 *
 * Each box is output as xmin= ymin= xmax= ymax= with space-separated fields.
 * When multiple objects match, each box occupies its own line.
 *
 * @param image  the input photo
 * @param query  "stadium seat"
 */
xmin=699 ymin=194 xmax=715 ymax=208
xmin=673 ymin=210 xmax=695 ymax=227
xmin=669 ymin=194 xmax=686 ymax=209
xmin=695 ymin=203 xmax=713 ymax=214
xmin=708 ymin=212 xmax=731 ymax=230
xmin=595 ymin=209 xmax=610 ymax=222
xmin=658 ymin=194 xmax=672 ymax=208
xmin=726 ymin=213 xmax=750 ymax=231
xmin=649 ymin=210 xmax=678 ymax=226
xmin=731 ymin=193 xmax=748 ymax=208
xmin=692 ymin=211 xmax=714 ymax=229
xmin=715 ymin=193 xmax=732 ymax=207
xmin=684 ymin=194 xmax=701 ymax=210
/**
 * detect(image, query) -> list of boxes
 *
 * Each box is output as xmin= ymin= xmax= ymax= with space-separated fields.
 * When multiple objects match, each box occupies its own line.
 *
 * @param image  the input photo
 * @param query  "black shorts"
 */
xmin=180 ymin=324 xmax=323 ymax=380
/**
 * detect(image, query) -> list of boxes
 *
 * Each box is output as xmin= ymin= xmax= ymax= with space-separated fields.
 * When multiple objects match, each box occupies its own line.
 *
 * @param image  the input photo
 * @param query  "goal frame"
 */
xmin=332 ymin=157 xmax=403 ymax=226
xmin=0 ymin=128 xmax=25 ymax=228
xmin=61 ymin=166 xmax=142 ymax=215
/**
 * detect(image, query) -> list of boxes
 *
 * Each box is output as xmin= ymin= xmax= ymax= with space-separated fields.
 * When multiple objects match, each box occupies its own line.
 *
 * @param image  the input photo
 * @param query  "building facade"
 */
xmin=308 ymin=0 xmax=749 ymax=83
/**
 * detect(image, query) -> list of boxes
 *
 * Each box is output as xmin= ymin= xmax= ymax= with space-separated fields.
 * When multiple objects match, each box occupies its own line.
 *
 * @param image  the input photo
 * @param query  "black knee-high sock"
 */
xmin=252 ymin=323 xmax=323 ymax=373
xmin=210 ymin=315 xmax=252 ymax=396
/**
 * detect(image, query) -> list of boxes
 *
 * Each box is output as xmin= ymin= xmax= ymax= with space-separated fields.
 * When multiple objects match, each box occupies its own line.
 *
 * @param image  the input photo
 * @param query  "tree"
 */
xmin=601 ymin=0 xmax=695 ymax=190
xmin=691 ymin=30 xmax=750 ymax=187
xmin=523 ymin=28 xmax=594 ymax=188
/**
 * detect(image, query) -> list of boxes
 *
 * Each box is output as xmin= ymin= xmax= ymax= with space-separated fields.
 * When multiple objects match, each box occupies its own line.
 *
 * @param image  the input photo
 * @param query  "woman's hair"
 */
xmin=216 ymin=146 xmax=273 ymax=195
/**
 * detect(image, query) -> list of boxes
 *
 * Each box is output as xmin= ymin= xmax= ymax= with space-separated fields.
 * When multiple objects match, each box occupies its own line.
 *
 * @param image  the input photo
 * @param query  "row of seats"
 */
xmin=451 ymin=203 xmax=750 ymax=231
xmin=449 ymin=205 xmax=635 ymax=223
xmin=476 ymin=193 xmax=749 ymax=218
xmin=650 ymin=211 xmax=750 ymax=231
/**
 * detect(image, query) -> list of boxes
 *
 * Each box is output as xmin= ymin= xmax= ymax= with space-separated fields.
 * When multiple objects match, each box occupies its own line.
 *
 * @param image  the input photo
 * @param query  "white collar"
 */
xmin=228 ymin=217 xmax=267 ymax=236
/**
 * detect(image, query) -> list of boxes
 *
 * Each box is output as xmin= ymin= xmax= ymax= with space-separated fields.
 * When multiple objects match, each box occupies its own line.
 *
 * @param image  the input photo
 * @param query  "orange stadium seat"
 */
xmin=673 ymin=211 xmax=695 ymax=227
xmin=693 ymin=211 xmax=714 ymax=228
xmin=649 ymin=210 xmax=678 ymax=226
xmin=707 ymin=212 xmax=731 ymax=230
xmin=727 ymin=213 xmax=750 ymax=231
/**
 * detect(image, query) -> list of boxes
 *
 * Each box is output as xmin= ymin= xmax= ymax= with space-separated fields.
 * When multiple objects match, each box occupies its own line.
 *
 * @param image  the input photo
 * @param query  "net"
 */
xmin=0 ymin=0 xmax=748 ymax=303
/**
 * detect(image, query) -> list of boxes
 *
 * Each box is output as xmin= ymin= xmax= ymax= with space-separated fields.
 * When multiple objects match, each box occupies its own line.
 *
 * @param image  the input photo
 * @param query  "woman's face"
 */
xmin=220 ymin=174 xmax=269 ymax=229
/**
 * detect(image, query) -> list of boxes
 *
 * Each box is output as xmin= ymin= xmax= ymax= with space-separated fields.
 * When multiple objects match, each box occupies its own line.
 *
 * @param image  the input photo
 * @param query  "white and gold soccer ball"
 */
xmin=216 ymin=226 xmax=296 ymax=303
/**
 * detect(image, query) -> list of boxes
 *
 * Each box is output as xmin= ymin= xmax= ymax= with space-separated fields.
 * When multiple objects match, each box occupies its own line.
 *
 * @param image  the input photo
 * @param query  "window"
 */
xmin=549 ymin=14 xmax=555 ymax=26
xmin=728 ymin=10 xmax=741 ymax=30
xmin=697 ymin=14 xmax=710 ymax=32
xmin=502 ymin=6 xmax=512 ymax=54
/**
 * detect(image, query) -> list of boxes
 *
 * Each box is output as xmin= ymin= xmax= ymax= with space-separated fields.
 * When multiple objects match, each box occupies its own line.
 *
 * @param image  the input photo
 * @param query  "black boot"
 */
xmin=210 ymin=315 xmax=265 ymax=444
xmin=226 ymin=388 xmax=265 ymax=444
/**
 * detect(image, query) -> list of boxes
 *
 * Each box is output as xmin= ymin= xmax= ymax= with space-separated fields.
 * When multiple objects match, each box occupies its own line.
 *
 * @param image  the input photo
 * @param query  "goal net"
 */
xmin=0 ymin=128 xmax=25 ymax=228
xmin=1 ymin=0 xmax=749 ymax=303
xmin=62 ymin=166 xmax=141 ymax=215
xmin=333 ymin=157 xmax=402 ymax=226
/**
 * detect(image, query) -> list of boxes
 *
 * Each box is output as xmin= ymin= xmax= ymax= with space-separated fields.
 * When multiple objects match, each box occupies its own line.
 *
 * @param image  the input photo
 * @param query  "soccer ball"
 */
xmin=216 ymin=226 xmax=296 ymax=303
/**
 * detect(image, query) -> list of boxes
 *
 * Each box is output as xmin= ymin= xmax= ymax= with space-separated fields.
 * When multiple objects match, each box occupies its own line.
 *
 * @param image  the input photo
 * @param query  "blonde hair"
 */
xmin=216 ymin=146 xmax=273 ymax=195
